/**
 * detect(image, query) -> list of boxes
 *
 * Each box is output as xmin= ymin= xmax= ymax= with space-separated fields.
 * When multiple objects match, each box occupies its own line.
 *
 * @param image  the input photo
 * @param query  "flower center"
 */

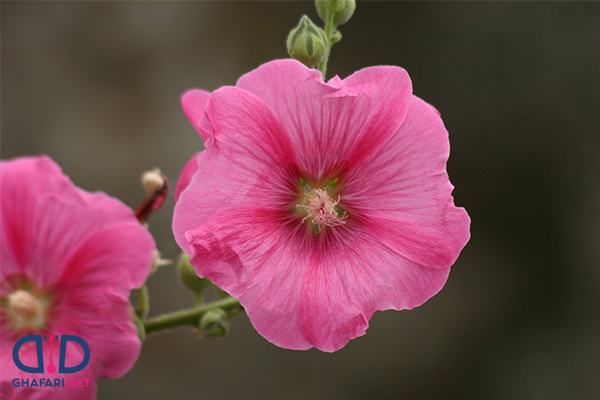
xmin=296 ymin=188 xmax=348 ymax=233
xmin=5 ymin=289 xmax=49 ymax=331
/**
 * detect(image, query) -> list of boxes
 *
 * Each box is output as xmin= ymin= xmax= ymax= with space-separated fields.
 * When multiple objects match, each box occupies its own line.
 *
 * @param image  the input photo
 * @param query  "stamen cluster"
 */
xmin=6 ymin=289 xmax=48 ymax=330
xmin=297 ymin=188 xmax=348 ymax=232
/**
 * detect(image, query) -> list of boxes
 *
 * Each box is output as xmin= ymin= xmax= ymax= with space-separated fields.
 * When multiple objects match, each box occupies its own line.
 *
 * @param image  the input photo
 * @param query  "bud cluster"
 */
xmin=286 ymin=0 xmax=356 ymax=73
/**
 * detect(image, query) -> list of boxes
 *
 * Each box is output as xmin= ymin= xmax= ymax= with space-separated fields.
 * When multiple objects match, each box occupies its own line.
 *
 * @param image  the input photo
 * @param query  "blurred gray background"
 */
xmin=2 ymin=1 xmax=600 ymax=399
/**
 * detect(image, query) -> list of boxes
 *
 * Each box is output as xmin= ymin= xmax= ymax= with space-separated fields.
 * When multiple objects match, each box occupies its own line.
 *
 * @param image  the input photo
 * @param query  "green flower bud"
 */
xmin=286 ymin=15 xmax=328 ymax=68
xmin=326 ymin=0 xmax=346 ymax=12
xmin=177 ymin=253 xmax=212 ymax=294
xmin=315 ymin=0 xmax=356 ymax=26
xmin=199 ymin=309 xmax=229 ymax=338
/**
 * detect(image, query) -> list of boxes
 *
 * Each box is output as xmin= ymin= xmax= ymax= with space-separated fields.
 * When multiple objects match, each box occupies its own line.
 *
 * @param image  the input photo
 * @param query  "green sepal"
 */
xmin=315 ymin=0 xmax=356 ymax=26
xmin=177 ymin=253 xmax=212 ymax=295
xmin=199 ymin=309 xmax=230 ymax=338
xmin=287 ymin=15 xmax=328 ymax=68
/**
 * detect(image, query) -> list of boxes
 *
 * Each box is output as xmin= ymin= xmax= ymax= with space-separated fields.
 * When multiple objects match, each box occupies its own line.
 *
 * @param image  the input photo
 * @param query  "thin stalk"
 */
xmin=143 ymin=297 xmax=241 ymax=335
xmin=318 ymin=10 xmax=337 ymax=79
xmin=193 ymin=291 xmax=203 ymax=306
xmin=136 ymin=284 xmax=149 ymax=320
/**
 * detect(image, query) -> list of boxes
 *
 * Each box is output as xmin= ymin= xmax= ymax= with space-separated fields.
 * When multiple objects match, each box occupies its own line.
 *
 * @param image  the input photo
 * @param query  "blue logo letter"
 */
xmin=58 ymin=335 xmax=90 ymax=373
xmin=13 ymin=335 xmax=44 ymax=373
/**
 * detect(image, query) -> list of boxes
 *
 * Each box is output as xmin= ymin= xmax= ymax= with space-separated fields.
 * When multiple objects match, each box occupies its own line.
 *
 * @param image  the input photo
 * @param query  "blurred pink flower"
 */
xmin=173 ymin=60 xmax=470 ymax=352
xmin=0 ymin=156 xmax=155 ymax=399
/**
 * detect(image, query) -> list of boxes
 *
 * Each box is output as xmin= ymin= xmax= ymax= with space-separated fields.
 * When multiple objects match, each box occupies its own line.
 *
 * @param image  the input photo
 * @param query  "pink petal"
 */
xmin=48 ymin=222 xmax=154 ymax=378
xmin=174 ymin=153 xmax=201 ymax=202
xmin=49 ymin=288 xmax=142 ymax=379
xmin=173 ymin=86 xmax=298 ymax=255
xmin=343 ymin=95 xmax=470 ymax=269
xmin=0 ymin=156 xmax=154 ymax=290
xmin=294 ymin=225 xmax=452 ymax=352
xmin=184 ymin=209 xmax=312 ymax=350
xmin=236 ymin=59 xmax=413 ymax=180
xmin=184 ymin=208 xmax=452 ymax=352
xmin=427 ymin=101 xmax=441 ymax=116
xmin=181 ymin=89 xmax=211 ymax=140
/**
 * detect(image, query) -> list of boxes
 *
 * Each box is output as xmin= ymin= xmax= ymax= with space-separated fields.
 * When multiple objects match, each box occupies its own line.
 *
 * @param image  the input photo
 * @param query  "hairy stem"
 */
xmin=194 ymin=291 xmax=203 ymax=306
xmin=318 ymin=10 xmax=337 ymax=78
xmin=143 ymin=297 xmax=241 ymax=335
xmin=136 ymin=284 xmax=150 ymax=320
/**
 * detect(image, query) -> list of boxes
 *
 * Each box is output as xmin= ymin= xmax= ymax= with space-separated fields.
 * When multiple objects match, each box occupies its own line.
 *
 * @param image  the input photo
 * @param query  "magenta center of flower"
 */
xmin=5 ymin=289 xmax=49 ymax=331
xmin=296 ymin=188 xmax=348 ymax=233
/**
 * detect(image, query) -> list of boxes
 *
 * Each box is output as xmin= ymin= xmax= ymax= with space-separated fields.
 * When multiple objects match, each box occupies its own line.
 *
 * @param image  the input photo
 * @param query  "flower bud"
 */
xmin=286 ymin=15 xmax=328 ymax=68
xmin=199 ymin=309 xmax=229 ymax=338
xmin=141 ymin=168 xmax=165 ymax=196
xmin=136 ymin=168 xmax=169 ymax=222
xmin=177 ymin=253 xmax=212 ymax=294
xmin=315 ymin=0 xmax=356 ymax=26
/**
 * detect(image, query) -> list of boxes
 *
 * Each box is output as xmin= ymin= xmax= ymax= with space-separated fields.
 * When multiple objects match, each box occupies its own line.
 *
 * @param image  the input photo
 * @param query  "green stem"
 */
xmin=193 ymin=291 xmax=203 ymax=306
xmin=318 ymin=10 xmax=337 ymax=79
xmin=136 ymin=284 xmax=149 ymax=320
xmin=143 ymin=297 xmax=241 ymax=335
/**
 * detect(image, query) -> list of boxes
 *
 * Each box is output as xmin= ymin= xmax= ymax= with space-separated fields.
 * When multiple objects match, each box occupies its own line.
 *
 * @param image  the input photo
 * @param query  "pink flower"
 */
xmin=173 ymin=60 xmax=470 ymax=352
xmin=1 ymin=156 xmax=155 ymax=399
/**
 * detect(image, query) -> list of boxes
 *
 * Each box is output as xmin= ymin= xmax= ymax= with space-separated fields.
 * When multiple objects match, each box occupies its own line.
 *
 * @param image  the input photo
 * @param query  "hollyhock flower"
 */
xmin=173 ymin=59 xmax=470 ymax=352
xmin=0 ymin=156 xmax=155 ymax=399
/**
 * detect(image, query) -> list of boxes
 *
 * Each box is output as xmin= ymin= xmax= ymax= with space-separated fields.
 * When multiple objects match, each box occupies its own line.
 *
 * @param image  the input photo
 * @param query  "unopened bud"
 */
xmin=136 ymin=168 xmax=169 ymax=222
xmin=286 ymin=15 xmax=328 ymax=68
xmin=199 ymin=309 xmax=229 ymax=338
xmin=141 ymin=168 xmax=165 ymax=196
xmin=315 ymin=0 xmax=356 ymax=26
xmin=177 ymin=253 xmax=212 ymax=294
